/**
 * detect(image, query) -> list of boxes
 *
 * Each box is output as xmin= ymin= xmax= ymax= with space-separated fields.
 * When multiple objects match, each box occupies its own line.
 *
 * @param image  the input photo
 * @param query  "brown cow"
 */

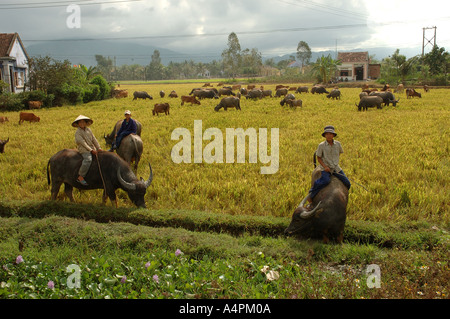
xmin=181 ymin=95 xmax=201 ymax=106
xmin=275 ymin=85 xmax=289 ymax=90
xmin=406 ymin=88 xmax=421 ymax=98
xmin=153 ymin=103 xmax=170 ymax=116
xmin=159 ymin=90 xmax=165 ymax=98
xmin=395 ymin=84 xmax=404 ymax=93
xmin=19 ymin=112 xmax=40 ymax=124
xmin=28 ymin=101 xmax=42 ymax=109
xmin=247 ymin=84 xmax=255 ymax=90
xmin=112 ymin=89 xmax=128 ymax=98
xmin=168 ymin=90 xmax=178 ymax=98
xmin=423 ymin=85 xmax=429 ymax=92
xmin=381 ymin=84 xmax=390 ymax=91
xmin=231 ymin=84 xmax=241 ymax=90
xmin=0 ymin=116 xmax=9 ymax=123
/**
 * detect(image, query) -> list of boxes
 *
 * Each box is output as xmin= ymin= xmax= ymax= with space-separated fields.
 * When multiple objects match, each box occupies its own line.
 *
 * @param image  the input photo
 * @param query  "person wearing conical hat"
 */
xmin=306 ymin=125 xmax=351 ymax=206
xmin=108 ymin=110 xmax=137 ymax=152
xmin=72 ymin=115 xmax=102 ymax=186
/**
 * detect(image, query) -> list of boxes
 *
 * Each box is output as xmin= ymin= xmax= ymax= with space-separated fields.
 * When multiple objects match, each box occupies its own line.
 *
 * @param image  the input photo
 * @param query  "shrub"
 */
xmin=90 ymin=75 xmax=111 ymax=100
xmin=0 ymin=93 xmax=25 ymax=111
xmin=83 ymin=84 xmax=100 ymax=103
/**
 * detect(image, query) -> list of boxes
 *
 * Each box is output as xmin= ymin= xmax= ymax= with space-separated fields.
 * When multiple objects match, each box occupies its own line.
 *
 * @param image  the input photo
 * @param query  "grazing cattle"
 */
xmin=285 ymin=165 xmax=349 ymax=243
xmin=181 ymin=95 xmax=201 ymax=106
xmin=133 ymin=91 xmax=153 ymax=100
xmin=240 ymin=88 xmax=248 ymax=95
xmin=362 ymin=83 xmax=369 ymax=90
xmin=245 ymin=89 xmax=263 ymax=100
xmin=369 ymin=91 xmax=399 ymax=106
xmin=289 ymin=87 xmax=297 ymax=91
xmin=406 ymin=88 xmax=422 ymax=98
xmin=19 ymin=112 xmax=40 ymax=124
xmin=153 ymin=103 xmax=170 ymax=116
xmin=359 ymin=91 xmax=369 ymax=99
xmin=202 ymin=83 xmax=211 ymax=87
xmin=231 ymin=84 xmax=241 ymax=90
xmin=0 ymin=137 xmax=9 ymax=153
xmin=423 ymin=85 xmax=429 ymax=92
xmin=104 ymin=119 xmax=142 ymax=147
xmin=0 ymin=116 xmax=9 ymax=123
xmin=47 ymin=150 xmax=153 ymax=208
xmin=356 ymin=96 xmax=383 ymax=111
xmin=295 ymin=86 xmax=309 ymax=94
xmin=311 ymin=86 xmax=329 ymax=94
xmin=28 ymin=100 xmax=42 ymax=109
xmin=112 ymin=89 xmax=128 ymax=98
xmin=326 ymin=89 xmax=341 ymax=100
xmin=168 ymin=90 xmax=178 ymax=98
xmin=159 ymin=90 xmax=165 ymax=98
xmin=275 ymin=85 xmax=289 ymax=90
xmin=195 ymin=89 xmax=219 ymax=99
xmin=261 ymin=90 xmax=273 ymax=98
xmin=395 ymin=84 xmax=404 ymax=93
xmin=280 ymin=93 xmax=296 ymax=106
xmin=214 ymin=96 xmax=241 ymax=111
xmin=381 ymin=84 xmax=390 ymax=91
xmin=247 ymin=84 xmax=255 ymax=90
xmin=275 ymin=88 xmax=289 ymax=97
xmin=285 ymin=99 xmax=302 ymax=109
xmin=218 ymin=87 xmax=235 ymax=96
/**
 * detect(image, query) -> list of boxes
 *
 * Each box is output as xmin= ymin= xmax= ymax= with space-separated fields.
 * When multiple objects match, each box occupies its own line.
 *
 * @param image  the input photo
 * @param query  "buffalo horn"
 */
xmin=143 ymin=163 xmax=153 ymax=189
xmin=300 ymin=201 xmax=322 ymax=219
xmin=117 ymin=168 xmax=136 ymax=191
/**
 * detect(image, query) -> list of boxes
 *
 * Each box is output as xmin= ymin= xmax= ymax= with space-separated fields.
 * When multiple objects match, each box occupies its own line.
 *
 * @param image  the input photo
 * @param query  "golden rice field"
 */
xmin=0 ymin=83 xmax=449 ymax=224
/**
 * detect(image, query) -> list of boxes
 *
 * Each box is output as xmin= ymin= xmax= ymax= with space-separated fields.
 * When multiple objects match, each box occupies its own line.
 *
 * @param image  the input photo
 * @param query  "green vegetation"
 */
xmin=0 ymin=82 xmax=448 ymax=299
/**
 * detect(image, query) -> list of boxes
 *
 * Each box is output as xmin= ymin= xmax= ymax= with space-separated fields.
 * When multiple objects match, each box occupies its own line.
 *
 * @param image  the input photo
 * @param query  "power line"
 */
xmin=0 ymin=0 xmax=142 ymax=9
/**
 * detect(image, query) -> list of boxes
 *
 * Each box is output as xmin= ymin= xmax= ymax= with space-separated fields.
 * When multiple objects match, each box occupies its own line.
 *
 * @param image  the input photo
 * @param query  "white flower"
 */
xmin=266 ymin=270 xmax=280 ymax=281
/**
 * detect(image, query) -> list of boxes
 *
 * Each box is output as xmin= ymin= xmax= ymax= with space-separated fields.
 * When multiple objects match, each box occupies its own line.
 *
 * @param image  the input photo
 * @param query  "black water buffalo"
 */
xmin=356 ymin=96 xmax=383 ymax=111
xmin=369 ymin=91 xmax=399 ymax=106
xmin=116 ymin=134 xmax=144 ymax=171
xmin=326 ymin=89 xmax=341 ymax=100
xmin=245 ymin=89 xmax=263 ymax=100
xmin=195 ymin=89 xmax=219 ymax=99
xmin=0 ymin=137 xmax=9 ymax=153
xmin=133 ymin=91 xmax=153 ymax=100
xmin=214 ymin=96 xmax=241 ymax=111
xmin=285 ymin=166 xmax=349 ymax=243
xmin=280 ymin=93 xmax=295 ymax=106
xmin=311 ymin=86 xmax=329 ymax=94
xmin=104 ymin=119 xmax=142 ymax=146
xmin=47 ymin=150 xmax=153 ymax=208
xmin=295 ymin=86 xmax=309 ymax=94
xmin=274 ymin=88 xmax=288 ymax=97
xmin=218 ymin=87 xmax=235 ymax=96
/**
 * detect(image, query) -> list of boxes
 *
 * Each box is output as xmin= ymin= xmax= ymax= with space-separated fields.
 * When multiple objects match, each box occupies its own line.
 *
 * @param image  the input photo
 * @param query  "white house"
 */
xmin=0 ymin=33 xmax=30 ymax=93
xmin=336 ymin=51 xmax=380 ymax=81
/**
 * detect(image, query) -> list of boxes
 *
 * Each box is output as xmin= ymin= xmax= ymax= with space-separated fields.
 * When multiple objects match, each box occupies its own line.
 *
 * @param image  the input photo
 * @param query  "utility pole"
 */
xmin=422 ymin=26 xmax=436 ymax=56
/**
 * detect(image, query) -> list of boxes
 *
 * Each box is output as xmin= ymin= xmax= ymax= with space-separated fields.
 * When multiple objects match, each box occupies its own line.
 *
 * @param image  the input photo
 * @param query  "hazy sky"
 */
xmin=1 ymin=0 xmax=449 ymax=58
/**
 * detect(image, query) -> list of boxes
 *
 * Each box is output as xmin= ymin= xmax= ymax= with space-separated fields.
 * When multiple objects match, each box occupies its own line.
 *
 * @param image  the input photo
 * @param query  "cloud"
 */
xmin=1 ymin=0 xmax=449 ymax=60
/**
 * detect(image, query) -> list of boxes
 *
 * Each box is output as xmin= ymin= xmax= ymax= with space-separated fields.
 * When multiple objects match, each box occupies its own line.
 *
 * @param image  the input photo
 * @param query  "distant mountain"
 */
xmin=25 ymin=40 xmax=211 ymax=67
xmin=25 ymin=39 xmax=421 ymax=67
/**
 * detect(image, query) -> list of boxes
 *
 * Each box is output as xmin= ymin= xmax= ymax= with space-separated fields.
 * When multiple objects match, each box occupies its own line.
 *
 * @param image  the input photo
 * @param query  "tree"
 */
xmin=296 ymin=41 xmax=311 ymax=69
xmin=221 ymin=32 xmax=241 ymax=78
xmin=241 ymin=48 xmax=262 ymax=76
xmin=423 ymin=45 xmax=449 ymax=75
xmin=80 ymin=64 xmax=100 ymax=80
xmin=311 ymin=54 xmax=341 ymax=84
xmin=147 ymin=50 xmax=165 ymax=80
xmin=95 ymin=55 xmax=113 ymax=81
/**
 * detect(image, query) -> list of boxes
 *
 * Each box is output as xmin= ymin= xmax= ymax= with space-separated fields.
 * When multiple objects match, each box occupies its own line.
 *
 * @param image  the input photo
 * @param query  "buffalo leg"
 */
xmin=322 ymin=229 xmax=330 ymax=244
xmin=64 ymin=183 xmax=75 ymax=202
xmin=50 ymin=181 xmax=63 ymax=200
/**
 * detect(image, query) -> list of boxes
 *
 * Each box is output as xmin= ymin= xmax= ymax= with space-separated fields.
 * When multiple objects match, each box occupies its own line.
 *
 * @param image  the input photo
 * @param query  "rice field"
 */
xmin=0 ymin=82 xmax=449 ymax=223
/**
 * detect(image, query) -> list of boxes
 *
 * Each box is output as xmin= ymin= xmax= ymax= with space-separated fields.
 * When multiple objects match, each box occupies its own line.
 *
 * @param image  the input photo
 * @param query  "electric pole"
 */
xmin=422 ymin=26 xmax=436 ymax=56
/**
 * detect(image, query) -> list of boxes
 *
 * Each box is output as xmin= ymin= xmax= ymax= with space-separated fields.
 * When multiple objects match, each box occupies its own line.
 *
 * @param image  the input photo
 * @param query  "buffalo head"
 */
xmin=0 ymin=137 xmax=9 ymax=153
xmin=117 ymin=163 xmax=153 ymax=208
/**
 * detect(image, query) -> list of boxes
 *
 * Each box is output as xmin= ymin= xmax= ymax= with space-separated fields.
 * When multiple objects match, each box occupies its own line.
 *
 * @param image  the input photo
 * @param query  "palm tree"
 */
xmin=311 ymin=54 xmax=341 ymax=84
xmin=80 ymin=64 xmax=100 ymax=80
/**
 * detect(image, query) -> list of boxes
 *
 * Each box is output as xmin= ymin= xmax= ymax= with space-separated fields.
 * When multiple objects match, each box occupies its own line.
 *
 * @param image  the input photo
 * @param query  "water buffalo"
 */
xmin=356 ymin=96 xmax=383 ymax=111
xmin=245 ymin=89 xmax=263 ymax=100
xmin=0 ymin=137 xmax=9 ymax=153
xmin=275 ymin=88 xmax=288 ymax=97
xmin=133 ymin=91 xmax=153 ymax=100
xmin=116 ymin=134 xmax=144 ymax=171
xmin=285 ymin=99 xmax=302 ymax=109
xmin=295 ymin=86 xmax=309 ymax=94
xmin=214 ymin=96 xmax=241 ymax=111
xmin=280 ymin=93 xmax=295 ymax=106
xmin=104 ymin=119 xmax=142 ymax=146
xmin=285 ymin=166 xmax=349 ymax=243
xmin=369 ymin=91 xmax=399 ymax=106
xmin=47 ymin=150 xmax=153 ymax=208
xmin=311 ymin=86 xmax=329 ymax=94
xmin=326 ymin=89 xmax=341 ymax=100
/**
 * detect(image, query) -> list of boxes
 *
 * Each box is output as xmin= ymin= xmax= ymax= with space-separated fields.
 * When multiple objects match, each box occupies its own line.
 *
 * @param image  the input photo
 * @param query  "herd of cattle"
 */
xmin=0 ymin=82 xmax=429 ymax=156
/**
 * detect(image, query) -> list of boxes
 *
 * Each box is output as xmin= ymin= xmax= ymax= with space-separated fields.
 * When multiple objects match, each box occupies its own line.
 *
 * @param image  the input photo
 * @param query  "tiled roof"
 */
xmin=338 ymin=52 xmax=369 ymax=63
xmin=0 ymin=33 xmax=16 ymax=57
